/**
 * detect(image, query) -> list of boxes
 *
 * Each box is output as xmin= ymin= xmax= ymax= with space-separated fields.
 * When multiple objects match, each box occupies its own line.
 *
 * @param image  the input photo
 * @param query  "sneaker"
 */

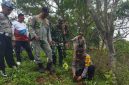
xmin=16 ymin=62 xmax=21 ymax=66
xmin=0 ymin=70 xmax=7 ymax=77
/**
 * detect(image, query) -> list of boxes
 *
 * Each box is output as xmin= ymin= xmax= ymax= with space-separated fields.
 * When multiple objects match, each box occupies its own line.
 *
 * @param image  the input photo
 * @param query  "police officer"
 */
xmin=0 ymin=1 xmax=17 ymax=77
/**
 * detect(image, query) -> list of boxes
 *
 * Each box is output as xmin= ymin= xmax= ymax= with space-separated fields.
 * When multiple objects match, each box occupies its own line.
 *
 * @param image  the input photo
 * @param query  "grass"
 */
xmin=0 ymin=50 xmax=106 ymax=85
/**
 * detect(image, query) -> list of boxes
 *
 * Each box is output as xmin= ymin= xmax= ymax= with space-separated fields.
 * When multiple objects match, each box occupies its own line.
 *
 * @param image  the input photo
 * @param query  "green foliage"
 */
xmin=114 ymin=39 xmax=129 ymax=63
xmin=104 ymin=70 xmax=117 ymax=85
xmin=86 ymin=28 xmax=100 ymax=50
xmin=16 ymin=0 xmax=45 ymax=15
xmin=115 ymin=62 xmax=129 ymax=85
xmin=0 ymin=50 xmax=107 ymax=85
xmin=114 ymin=39 xmax=129 ymax=85
xmin=89 ymin=50 xmax=109 ymax=76
xmin=116 ymin=1 xmax=129 ymax=18
xmin=114 ymin=39 xmax=129 ymax=53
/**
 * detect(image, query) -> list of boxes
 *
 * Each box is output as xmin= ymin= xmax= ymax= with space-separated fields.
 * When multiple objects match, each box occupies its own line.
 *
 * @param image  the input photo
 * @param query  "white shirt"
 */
xmin=12 ymin=21 xmax=29 ymax=37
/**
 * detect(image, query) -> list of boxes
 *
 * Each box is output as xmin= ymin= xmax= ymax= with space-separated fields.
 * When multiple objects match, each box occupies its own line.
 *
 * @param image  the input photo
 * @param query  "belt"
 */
xmin=0 ymin=32 xmax=10 ymax=36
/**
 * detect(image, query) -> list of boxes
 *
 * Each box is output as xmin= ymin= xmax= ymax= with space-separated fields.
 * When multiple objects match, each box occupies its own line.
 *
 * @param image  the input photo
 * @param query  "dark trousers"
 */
xmin=15 ymin=41 xmax=34 ymax=62
xmin=51 ymin=45 xmax=56 ymax=65
xmin=0 ymin=34 xmax=16 ymax=70
xmin=57 ymin=45 xmax=63 ymax=66
xmin=63 ymin=43 xmax=66 ymax=58
xmin=52 ymin=45 xmax=64 ymax=66
xmin=76 ymin=65 xmax=95 ymax=80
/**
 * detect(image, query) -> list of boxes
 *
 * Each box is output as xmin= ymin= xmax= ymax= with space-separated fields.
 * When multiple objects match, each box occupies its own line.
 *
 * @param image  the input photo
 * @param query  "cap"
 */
xmin=42 ymin=7 xmax=49 ymax=13
xmin=1 ymin=1 xmax=15 ymax=9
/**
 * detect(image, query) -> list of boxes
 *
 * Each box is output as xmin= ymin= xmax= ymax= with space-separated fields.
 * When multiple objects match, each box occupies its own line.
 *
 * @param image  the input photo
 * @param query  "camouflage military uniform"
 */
xmin=51 ymin=24 xmax=67 ymax=66
xmin=30 ymin=16 xmax=52 ymax=64
xmin=0 ymin=12 xmax=16 ymax=70
xmin=0 ymin=13 xmax=12 ymax=35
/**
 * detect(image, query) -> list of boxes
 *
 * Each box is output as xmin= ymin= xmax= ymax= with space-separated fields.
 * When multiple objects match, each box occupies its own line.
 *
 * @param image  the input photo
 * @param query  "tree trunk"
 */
xmin=105 ymin=35 xmax=116 ymax=70
xmin=105 ymin=34 xmax=117 ymax=85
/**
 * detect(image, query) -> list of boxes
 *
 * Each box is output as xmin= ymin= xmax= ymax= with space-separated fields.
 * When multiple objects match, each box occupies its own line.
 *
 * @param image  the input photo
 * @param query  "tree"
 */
xmin=86 ymin=0 xmax=122 ymax=84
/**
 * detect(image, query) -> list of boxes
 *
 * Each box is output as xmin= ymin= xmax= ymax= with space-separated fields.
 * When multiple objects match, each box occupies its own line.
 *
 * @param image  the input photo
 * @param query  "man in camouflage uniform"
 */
xmin=0 ymin=1 xmax=17 ymax=77
xmin=30 ymin=7 xmax=54 ymax=73
xmin=51 ymin=18 xmax=69 ymax=66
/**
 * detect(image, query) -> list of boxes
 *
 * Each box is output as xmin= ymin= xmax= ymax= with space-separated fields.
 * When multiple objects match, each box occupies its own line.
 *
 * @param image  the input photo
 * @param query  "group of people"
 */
xmin=0 ymin=1 xmax=95 ymax=82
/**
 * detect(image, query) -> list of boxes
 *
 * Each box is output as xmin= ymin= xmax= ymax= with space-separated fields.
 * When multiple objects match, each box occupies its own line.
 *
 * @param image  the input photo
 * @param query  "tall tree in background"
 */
xmin=87 ymin=0 xmax=122 ymax=84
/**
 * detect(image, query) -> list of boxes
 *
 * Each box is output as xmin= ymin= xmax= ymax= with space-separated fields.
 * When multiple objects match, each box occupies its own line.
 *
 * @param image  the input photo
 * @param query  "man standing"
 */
xmin=12 ymin=13 xmax=34 ymax=65
xmin=30 ymin=7 xmax=54 ymax=73
xmin=51 ymin=18 xmax=69 ymax=66
xmin=0 ymin=1 xmax=17 ymax=77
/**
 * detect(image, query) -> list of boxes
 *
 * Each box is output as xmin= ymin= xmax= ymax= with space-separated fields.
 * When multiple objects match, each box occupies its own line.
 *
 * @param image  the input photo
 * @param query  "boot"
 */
xmin=38 ymin=63 xmax=45 ymax=73
xmin=46 ymin=62 xmax=55 ymax=74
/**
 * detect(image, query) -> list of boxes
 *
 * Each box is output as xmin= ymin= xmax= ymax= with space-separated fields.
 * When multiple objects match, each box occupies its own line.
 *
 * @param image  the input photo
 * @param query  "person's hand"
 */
xmin=52 ymin=41 xmax=55 ymax=44
xmin=50 ymin=41 xmax=56 ymax=46
xmin=77 ymin=76 xmax=82 ymax=81
xmin=73 ymin=73 xmax=76 ymax=78
xmin=73 ymin=74 xmax=77 ymax=81
xmin=48 ymin=41 xmax=53 ymax=45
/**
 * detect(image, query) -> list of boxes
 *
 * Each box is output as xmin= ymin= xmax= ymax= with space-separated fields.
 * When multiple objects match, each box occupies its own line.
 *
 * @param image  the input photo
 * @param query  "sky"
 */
xmin=0 ymin=0 xmax=1 ymax=11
